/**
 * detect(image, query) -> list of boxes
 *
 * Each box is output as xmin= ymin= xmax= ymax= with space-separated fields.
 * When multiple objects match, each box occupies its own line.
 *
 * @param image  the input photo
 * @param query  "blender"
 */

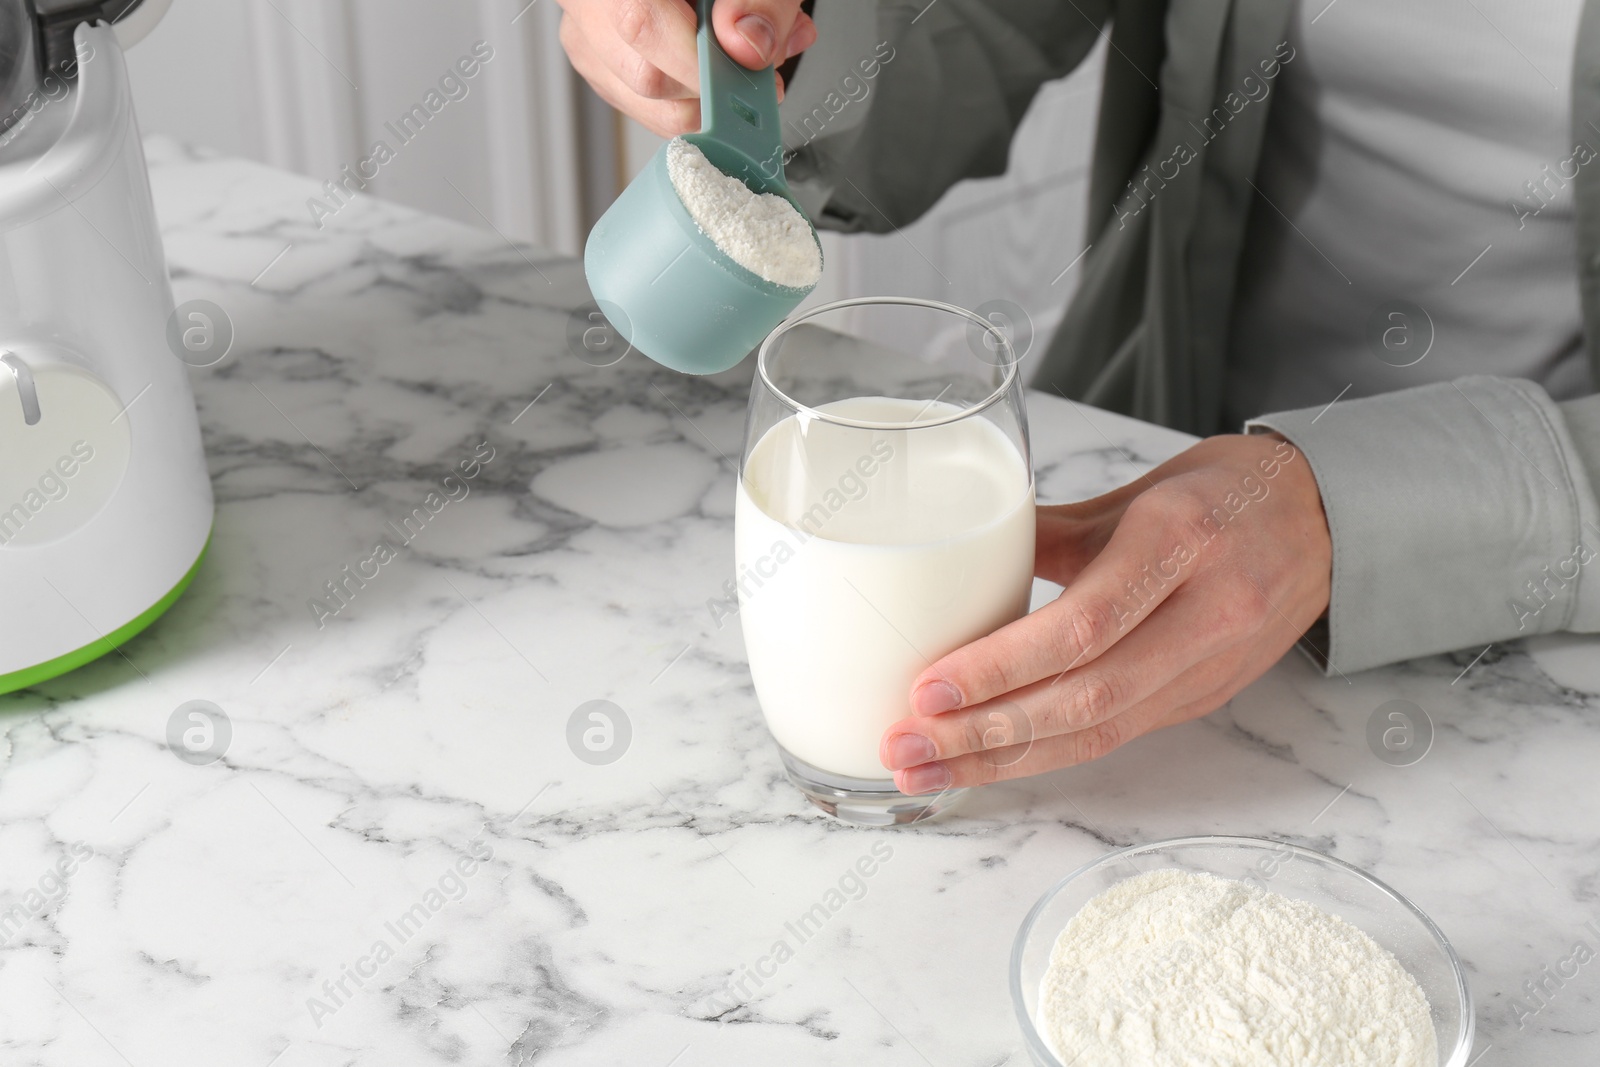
xmin=0 ymin=0 xmax=211 ymax=694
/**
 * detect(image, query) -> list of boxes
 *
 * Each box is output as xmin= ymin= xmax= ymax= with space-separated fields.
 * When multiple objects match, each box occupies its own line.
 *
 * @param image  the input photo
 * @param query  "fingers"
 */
xmin=559 ymin=1 xmax=812 ymax=134
xmin=887 ymin=568 xmax=1325 ymax=792
xmin=892 ymin=651 xmax=1244 ymax=793
xmin=561 ymin=12 xmax=701 ymax=136
xmin=609 ymin=0 xmax=700 ymax=92
xmin=886 ymin=582 xmax=1236 ymax=773
xmin=909 ymin=488 xmax=1200 ymax=716
xmin=895 ymin=711 xmax=1145 ymax=795
xmin=712 ymin=1 xmax=815 ymax=69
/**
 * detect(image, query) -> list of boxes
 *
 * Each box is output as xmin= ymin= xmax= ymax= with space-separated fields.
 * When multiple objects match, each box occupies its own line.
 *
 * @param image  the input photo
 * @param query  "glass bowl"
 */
xmin=1011 ymin=836 xmax=1473 ymax=1066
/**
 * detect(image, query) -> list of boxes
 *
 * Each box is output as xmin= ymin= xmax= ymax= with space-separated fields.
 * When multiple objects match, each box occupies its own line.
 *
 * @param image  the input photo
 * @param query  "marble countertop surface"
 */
xmin=2 ymin=139 xmax=1596 ymax=1067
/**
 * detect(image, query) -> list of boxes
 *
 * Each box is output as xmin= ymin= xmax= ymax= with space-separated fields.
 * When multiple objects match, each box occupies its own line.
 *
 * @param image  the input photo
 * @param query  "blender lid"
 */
xmin=0 ymin=0 xmax=150 ymax=136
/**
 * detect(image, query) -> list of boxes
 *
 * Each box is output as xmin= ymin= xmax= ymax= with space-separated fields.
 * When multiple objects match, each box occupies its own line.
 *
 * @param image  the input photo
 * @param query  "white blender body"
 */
xmin=0 ymin=15 xmax=211 ymax=693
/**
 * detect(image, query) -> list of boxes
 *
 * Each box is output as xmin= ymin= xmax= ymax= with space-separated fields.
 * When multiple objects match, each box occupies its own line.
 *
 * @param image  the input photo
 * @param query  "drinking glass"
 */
xmin=736 ymin=297 xmax=1036 ymax=824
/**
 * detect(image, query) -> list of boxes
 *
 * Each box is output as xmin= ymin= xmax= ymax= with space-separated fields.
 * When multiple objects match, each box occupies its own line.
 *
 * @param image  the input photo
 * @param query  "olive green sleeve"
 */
xmin=783 ymin=0 xmax=1110 ymax=233
xmin=1248 ymin=378 xmax=1600 ymax=675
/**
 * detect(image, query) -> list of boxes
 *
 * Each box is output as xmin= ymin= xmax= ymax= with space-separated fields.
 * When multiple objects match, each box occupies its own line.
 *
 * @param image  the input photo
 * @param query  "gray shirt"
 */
xmin=1226 ymin=0 xmax=1593 ymax=424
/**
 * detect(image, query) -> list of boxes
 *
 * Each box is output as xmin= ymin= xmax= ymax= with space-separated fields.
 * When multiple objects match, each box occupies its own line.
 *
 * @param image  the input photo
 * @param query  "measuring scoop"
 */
xmin=582 ymin=0 xmax=821 ymax=375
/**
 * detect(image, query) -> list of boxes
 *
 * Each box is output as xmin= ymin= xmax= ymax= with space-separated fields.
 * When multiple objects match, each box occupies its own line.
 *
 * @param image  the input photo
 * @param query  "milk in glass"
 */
xmin=735 ymin=397 xmax=1035 ymax=779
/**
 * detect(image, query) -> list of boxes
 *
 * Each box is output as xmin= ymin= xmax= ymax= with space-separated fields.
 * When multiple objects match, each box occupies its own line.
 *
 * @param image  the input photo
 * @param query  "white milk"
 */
xmin=736 ymin=397 xmax=1035 ymax=780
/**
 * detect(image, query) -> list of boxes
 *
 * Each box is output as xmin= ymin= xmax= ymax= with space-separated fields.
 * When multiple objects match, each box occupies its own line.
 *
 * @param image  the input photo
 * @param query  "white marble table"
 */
xmin=1 ymin=139 xmax=1595 ymax=1067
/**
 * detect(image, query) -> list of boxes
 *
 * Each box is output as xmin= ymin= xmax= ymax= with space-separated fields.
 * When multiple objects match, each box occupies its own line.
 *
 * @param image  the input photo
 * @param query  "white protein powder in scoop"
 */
xmin=666 ymin=138 xmax=822 ymax=289
xmin=1037 ymin=869 xmax=1437 ymax=1067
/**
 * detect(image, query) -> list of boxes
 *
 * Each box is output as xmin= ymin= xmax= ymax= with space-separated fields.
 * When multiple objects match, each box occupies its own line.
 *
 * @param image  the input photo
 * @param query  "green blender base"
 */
xmin=0 ymin=532 xmax=211 ymax=696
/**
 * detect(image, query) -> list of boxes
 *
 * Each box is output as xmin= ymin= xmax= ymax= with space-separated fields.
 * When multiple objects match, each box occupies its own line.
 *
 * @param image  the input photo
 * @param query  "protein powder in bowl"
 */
xmin=1010 ymin=836 xmax=1473 ymax=1067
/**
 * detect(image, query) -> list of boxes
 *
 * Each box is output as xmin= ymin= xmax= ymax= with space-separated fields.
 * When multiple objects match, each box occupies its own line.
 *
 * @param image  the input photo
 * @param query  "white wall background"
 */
xmin=123 ymin=0 xmax=263 ymax=162
xmin=124 ymin=0 xmax=606 ymax=256
xmin=122 ymin=0 xmax=1102 ymax=357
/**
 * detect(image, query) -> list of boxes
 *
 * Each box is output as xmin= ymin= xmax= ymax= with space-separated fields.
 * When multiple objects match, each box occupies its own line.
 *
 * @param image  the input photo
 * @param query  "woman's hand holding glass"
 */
xmin=881 ymin=433 xmax=1334 ymax=793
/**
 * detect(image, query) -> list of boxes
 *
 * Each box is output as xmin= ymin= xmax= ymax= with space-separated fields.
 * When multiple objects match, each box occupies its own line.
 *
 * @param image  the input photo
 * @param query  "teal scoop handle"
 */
xmin=581 ymin=0 xmax=821 ymax=376
xmin=692 ymin=0 xmax=785 ymax=184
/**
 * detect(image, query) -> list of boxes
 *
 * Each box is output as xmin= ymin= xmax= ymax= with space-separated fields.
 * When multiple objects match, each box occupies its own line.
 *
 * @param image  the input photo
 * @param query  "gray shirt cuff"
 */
xmin=1247 ymin=376 xmax=1600 ymax=675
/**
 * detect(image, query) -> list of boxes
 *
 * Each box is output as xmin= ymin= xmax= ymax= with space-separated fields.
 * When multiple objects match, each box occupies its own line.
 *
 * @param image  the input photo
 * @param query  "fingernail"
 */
xmin=899 ymin=762 xmax=952 ymax=796
xmin=735 ymin=15 xmax=776 ymax=64
xmin=912 ymin=680 xmax=962 ymax=715
xmin=885 ymin=733 xmax=937 ymax=770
